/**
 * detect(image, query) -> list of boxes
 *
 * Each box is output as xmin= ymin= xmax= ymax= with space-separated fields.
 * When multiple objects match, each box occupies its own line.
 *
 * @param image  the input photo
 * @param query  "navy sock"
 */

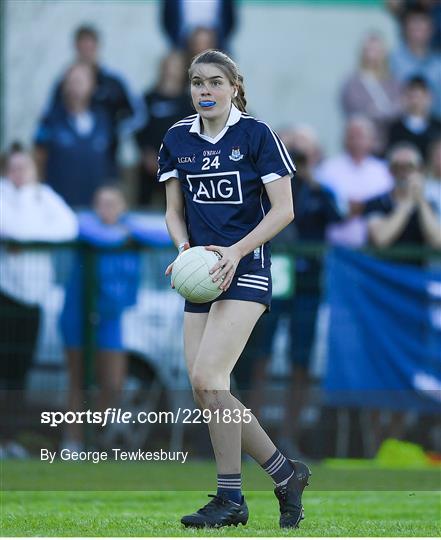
xmin=217 ymin=473 xmax=242 ymax=504
xmin=261 ymin=449 xmax=294 ymax=486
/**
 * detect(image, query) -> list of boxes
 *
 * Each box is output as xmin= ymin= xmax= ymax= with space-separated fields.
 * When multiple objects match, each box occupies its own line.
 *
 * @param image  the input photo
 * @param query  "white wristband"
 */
xmin=178 ymin=242 xmax=189 ymax=254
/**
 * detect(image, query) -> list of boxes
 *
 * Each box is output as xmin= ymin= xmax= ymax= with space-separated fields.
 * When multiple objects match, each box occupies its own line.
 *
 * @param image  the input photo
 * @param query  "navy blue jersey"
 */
xmin=157 ymin=105 xmax=295 ymax=274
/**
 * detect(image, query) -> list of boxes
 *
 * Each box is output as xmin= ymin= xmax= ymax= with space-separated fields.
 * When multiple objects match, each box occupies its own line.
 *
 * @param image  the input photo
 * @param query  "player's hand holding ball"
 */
xmin=169 ymin=245 xmax=227 ymax=303
xmin=205 ymin=244 xmax=242 ymax=291
xmin=167 ymin=243 xmax=242 ymax=303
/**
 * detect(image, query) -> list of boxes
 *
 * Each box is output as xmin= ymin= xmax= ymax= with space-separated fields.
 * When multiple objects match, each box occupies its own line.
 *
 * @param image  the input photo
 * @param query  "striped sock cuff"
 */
xmin=217 ymin=473 xmax=242 ymax=491
xmin=261 ymin=449 xmax=294 ymax=485
xmin=263 ymin=450 xmax=285 ymax=474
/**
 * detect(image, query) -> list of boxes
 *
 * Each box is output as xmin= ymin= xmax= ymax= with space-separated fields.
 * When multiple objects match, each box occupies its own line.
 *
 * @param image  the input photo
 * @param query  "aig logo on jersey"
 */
xmin=229 ymin=146 xmax=243 ymax=162
xmin=186 ymin=172 xmax=243 ymax=204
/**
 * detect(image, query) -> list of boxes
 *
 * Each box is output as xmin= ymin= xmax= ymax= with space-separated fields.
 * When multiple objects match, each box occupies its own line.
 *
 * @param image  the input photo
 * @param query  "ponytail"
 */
xmin=233 ymin=74 xmax=247 ymax=112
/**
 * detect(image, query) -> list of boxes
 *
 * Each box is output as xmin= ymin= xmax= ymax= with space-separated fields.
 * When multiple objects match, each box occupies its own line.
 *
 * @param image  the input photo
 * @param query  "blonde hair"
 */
xmin=188 ymin=49 xmax=247 ymax=112
xmin=359 ymin=33 xmax=389 ymax=79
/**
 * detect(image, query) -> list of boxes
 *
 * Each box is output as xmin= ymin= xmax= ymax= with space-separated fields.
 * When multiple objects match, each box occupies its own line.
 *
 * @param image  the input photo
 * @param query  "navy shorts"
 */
xmin=184 ymin=267 xmax=272 ymax=313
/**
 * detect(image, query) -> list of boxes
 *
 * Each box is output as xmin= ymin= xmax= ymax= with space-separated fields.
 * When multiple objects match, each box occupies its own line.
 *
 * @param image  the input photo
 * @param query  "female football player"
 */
xmin=158 ymin=50 xmax=311 ymax=529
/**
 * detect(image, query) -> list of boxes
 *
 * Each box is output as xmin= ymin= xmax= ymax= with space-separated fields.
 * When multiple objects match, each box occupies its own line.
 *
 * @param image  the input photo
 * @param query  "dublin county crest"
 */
xmin=229 ymin=146 xmax=243 ymax=161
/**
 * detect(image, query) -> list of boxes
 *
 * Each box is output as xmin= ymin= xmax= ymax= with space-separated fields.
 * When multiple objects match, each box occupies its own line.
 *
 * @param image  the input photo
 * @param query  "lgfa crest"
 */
xmin=229 ymin=146 xmax=243 ymax=162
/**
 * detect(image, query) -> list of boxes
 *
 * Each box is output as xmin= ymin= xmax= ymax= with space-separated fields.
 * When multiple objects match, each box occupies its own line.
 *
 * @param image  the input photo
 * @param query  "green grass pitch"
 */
xmin=2 ymin=490 xmax=440 ymax=537
xmin=1 ymin=461 xmax=440 ymax=536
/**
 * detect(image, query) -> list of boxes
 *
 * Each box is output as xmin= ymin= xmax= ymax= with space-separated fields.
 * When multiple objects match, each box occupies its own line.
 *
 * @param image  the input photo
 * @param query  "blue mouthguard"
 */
xmin=199 ymin=101 xmax=216 ymax=107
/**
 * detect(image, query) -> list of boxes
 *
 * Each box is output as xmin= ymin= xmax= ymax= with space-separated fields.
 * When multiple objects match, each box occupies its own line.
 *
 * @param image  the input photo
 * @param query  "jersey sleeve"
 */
xmin=253 ymin=122 xmax=296 ymax=183
xmin=157 ymin=139 xmax=178 ymax=183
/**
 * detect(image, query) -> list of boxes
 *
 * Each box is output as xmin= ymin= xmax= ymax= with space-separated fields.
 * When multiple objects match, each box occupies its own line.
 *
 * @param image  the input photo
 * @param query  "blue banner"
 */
xmin=324 ymin=248 xmax=441 ymax=412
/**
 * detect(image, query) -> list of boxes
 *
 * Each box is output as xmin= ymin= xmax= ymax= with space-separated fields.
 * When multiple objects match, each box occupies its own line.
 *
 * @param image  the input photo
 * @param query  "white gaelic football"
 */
xmin=171 ymin=246 xmax=223 ymax=303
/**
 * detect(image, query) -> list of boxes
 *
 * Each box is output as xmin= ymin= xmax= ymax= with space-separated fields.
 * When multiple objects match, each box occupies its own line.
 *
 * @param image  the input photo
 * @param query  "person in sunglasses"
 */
xmin=366 ymin=141 xmax=441 ymax=262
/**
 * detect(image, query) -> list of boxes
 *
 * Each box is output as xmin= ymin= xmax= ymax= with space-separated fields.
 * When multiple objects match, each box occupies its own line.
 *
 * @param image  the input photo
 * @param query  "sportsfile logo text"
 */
xmin=41 ymin=407 xmax=253 ymax=428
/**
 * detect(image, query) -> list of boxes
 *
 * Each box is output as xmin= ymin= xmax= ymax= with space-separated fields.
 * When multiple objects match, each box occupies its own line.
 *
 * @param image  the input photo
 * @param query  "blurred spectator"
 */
xmin=161 ymin=0 xmax=236 ymax=52
xmin=364 ymin=141 xmax=440 ymax=449
xmin=389 ymin=6 xmax=441 ymax=117
xmin=386 ymin=75 xmax=441 ymax=161
xmin=243 ymin=126 xmax=343 ymax=458
xmin=0 ymin=145 xmax=77 ymax=451
xmin=0 ymin=144 xmax=77 ymax=388
xmin=425 ymin=136 xmax=441 ymax=219
xmin=184 ymin=27 xmax=219 ymax=67
xmin=341 ymin=33 xmax=402 ymax=155
xmin=60 ymin=186 xmax=141 ymax=451
xmin=135 ymin=51 xmax=193 ymax=207
xmin=279 ymin=124 xmax=322 ymax=166
xmin=45 ymin=24 xmax=146 ymax=155
xmin=35 ymin=62 xmax=116 ymax=207
xmin=366 ymin=142 xmax=441 ymax=253
xmin=316 ymin=116 xmax=393 ymax=247
xmin=280 ymin=126 xmax=344 ymax=456
xmin=386 ymin=0 xmax=441 ymax=51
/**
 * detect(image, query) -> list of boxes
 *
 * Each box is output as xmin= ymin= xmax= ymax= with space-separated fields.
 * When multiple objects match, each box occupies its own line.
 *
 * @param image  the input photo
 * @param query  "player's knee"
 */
xmin=189 ymin=369 xmax=211 ymax=393
xmin=192 ymin=388 xmax=231 ymax=415
xmin=191 ymin=368 xmax=228 ymax=393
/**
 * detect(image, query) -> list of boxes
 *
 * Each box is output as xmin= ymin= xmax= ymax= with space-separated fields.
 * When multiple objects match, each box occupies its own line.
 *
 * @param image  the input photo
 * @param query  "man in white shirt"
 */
xmin=0 ymin=145 xmax=77 ymax=393
xmin=161 ymin=0 xmax=236 ymax=52
xmin=316 ymin=116 xmax=393 ymax=246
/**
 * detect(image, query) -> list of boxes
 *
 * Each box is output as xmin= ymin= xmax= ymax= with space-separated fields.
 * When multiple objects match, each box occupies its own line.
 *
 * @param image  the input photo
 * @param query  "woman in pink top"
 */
xmin=341 ymin=33 xmax=402 ymax=155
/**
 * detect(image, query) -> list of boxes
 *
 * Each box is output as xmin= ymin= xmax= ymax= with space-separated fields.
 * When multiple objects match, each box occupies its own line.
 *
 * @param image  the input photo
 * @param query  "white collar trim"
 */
xmin=189 ymin=104 xmax=242 ymax=144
